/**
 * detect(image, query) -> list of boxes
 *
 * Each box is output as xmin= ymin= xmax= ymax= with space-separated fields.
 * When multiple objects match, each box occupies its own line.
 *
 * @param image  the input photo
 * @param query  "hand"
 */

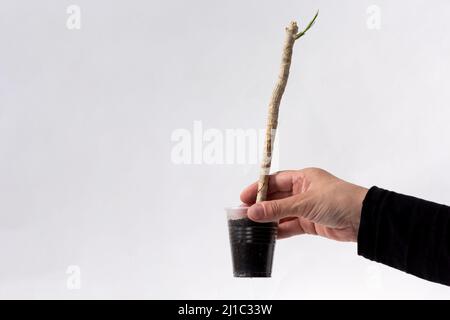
xmin=240 ymin=168 xmax=368 ymax=242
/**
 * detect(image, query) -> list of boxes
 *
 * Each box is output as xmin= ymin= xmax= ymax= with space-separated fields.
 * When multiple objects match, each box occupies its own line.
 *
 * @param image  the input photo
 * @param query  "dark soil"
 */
xmin=228 ymin=218 xmax=277 ymax=277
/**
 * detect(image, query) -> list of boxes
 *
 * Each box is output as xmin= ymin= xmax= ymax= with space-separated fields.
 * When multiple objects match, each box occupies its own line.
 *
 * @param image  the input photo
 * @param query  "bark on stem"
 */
xmin=255 ymin=12 xmax=318 ymax=203
xmin=256 ymin=22 xmax=299 ymax=203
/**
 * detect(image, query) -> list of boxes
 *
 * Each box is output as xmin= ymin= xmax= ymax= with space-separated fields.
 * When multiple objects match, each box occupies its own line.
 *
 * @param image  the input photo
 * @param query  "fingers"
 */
xmin=240 ymin=171 xmax=295 ymax=204
xmin=277 ymin=218 xmax=305 ymax=239
xmin=247 ymin=195 xmax=301 ymax=222
xmin=240 ymin=186 xmax=292 ymax=205
xmin=265 ymin=191 xmax=292 ymax=201
xmin=239 ymin=183 xmax=257 ymax=204
xmin=277 ymin=217 xmax=319 ymax=239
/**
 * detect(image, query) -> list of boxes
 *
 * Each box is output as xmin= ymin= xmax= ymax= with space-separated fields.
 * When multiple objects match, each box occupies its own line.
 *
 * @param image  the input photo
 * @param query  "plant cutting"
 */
xmin=227 ymin=12 xmax=319 ymax=277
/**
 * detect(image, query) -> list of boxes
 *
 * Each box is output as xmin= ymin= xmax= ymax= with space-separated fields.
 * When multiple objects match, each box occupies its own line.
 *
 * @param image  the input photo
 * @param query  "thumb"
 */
xmin=247 ymin=196 xmax=299 ymax=222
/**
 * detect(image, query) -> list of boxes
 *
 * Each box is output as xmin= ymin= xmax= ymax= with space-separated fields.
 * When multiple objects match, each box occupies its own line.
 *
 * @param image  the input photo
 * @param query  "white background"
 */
xmin=1 ymin=0 xmax=450 ymax=299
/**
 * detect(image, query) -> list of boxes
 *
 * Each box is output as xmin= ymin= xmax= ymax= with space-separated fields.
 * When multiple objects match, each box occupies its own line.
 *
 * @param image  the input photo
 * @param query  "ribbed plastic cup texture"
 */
xmin=226 ymin=206 xmax=277 ymax=277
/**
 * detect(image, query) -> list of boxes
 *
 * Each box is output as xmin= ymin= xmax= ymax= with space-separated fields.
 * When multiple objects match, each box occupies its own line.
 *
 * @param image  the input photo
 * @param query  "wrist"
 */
xmin=352 ymin=185 xmax=369 ymax=241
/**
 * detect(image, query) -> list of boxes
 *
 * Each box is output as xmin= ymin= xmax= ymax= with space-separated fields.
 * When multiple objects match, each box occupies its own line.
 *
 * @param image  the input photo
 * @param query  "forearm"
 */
xmin=358 ymin=186 xmax=450 ymax=286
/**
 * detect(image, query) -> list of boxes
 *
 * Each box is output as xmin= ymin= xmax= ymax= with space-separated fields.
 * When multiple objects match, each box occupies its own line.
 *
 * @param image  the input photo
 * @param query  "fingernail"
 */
xmin=249 ymin=204 xmax=264 ymax=220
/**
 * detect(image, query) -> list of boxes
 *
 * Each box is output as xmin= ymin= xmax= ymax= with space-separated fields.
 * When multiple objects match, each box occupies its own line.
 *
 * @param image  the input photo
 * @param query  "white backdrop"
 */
xmin=1 ymin=0 xmax=450 ymax=299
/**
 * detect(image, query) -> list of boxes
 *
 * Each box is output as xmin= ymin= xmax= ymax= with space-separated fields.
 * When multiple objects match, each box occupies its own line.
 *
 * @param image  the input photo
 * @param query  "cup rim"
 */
xmin=225 ymin=204 xmax=250 ymax=220
xmin=224 ymin=204 xmax=249 ymax=211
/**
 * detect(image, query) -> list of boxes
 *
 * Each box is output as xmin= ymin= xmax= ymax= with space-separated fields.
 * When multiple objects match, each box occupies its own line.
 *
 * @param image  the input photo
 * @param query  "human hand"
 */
xmin=240 ymin=168 xmax=368 ymax=242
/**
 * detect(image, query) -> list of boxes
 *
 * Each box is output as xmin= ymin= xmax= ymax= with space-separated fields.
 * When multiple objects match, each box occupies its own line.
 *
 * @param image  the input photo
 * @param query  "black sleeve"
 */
xmin=357 ymin=186 xmax=450 ymax=286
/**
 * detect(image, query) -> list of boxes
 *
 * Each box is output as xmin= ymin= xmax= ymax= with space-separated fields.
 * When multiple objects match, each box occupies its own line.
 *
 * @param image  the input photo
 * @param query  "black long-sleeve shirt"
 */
xmin=358 ymin=186 xmax=450 ymax=286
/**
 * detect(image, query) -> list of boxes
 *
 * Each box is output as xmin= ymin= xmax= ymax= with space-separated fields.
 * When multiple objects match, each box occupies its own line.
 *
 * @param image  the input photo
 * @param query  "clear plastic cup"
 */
xmin=226 ymin=206 xmax=277 ymax=277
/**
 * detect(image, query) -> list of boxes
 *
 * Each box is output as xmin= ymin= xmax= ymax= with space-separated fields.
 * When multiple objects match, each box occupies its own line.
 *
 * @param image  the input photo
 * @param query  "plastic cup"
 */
xmin=226 ymin=206 xmax=277 ymax=277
